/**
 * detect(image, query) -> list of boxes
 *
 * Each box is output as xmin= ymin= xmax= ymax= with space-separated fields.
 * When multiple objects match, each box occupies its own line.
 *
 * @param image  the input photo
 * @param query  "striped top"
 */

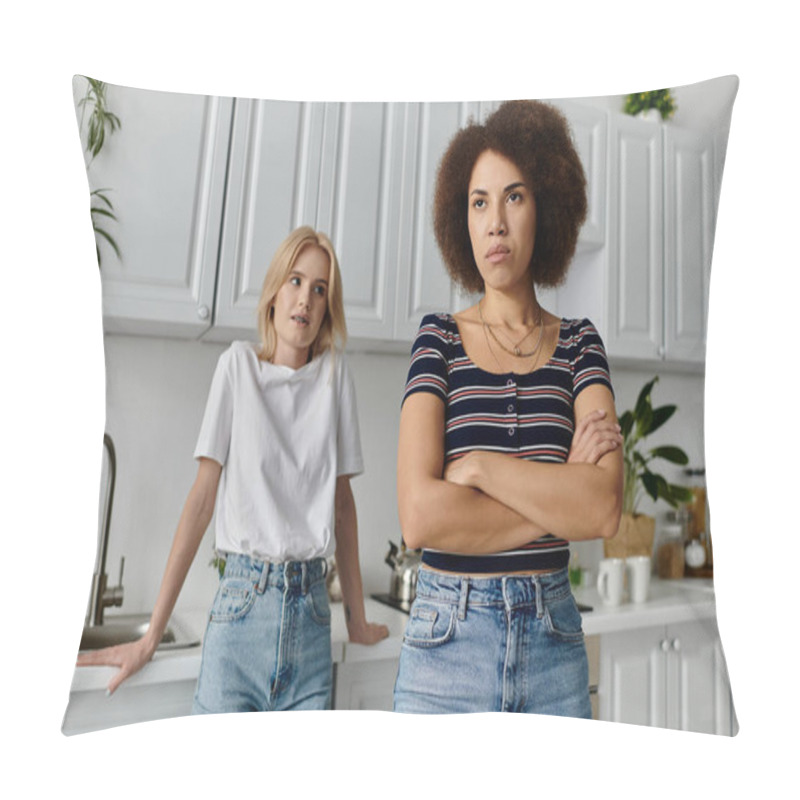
xmin=403 ymin=313 xmax=613 ymax=573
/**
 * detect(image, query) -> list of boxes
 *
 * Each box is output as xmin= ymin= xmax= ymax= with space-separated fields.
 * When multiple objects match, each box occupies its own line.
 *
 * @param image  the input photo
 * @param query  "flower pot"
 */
xmin=636 ymin=108 xmax=662 ymax=122
xmin=604 ymin=513 xmax=655 ymax=559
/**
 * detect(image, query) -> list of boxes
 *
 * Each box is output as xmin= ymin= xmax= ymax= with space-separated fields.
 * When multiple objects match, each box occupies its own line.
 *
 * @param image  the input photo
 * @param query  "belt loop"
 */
xmin=532 ymin=575 xmax=544 ymax=619
xmin=458 ymin=578 xmax=469 ymax=621
xmin=257 ymin=560 xmax=269 ymax=593
xmin=301 ymin=561 xmax=309 ymax=593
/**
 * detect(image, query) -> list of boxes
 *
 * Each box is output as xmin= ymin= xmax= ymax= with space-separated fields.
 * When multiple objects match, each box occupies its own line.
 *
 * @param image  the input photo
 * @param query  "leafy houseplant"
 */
xmin=606 ymin=377 xmax=693 ymax=558
xmin=76 ymin=77 xmax=122 ymax=267
xmin=624 ymin=89 xmax=676 ymax=121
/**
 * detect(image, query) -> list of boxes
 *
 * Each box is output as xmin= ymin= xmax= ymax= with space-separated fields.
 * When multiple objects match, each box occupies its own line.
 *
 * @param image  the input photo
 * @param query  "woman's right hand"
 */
xmin=76 ymin=635 xmax=158 ymax=695
xmin=567 ymin=409 xmax=623 ymax=466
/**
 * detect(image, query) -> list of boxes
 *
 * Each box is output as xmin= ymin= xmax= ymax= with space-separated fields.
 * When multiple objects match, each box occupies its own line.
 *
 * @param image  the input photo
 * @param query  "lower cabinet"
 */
xmin=598 ymin=617 xmax=737 ymax=735
xmin=62 ymin=678 xmax=197 ymax=735
xmin=333 ymin=658 xmax=398 ymax=711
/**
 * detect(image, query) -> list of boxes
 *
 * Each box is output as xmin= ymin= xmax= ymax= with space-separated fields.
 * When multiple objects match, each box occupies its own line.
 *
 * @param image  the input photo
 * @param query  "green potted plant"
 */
xmin=75 ymin=76 xmax=122 ymax=267
xmin=623 ymin=89 xmax=676 ymax=121
xmin=606 ymin=376 xmax=693 ymax=559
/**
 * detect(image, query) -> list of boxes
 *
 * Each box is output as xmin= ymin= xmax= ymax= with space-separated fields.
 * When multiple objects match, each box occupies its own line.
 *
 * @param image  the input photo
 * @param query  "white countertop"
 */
xmin=68 ymin=577 xmax=716 ymax=693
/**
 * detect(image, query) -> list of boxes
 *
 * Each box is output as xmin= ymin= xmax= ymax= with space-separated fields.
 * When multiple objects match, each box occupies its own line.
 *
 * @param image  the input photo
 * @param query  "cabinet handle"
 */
xmin=197 ymin=305 xmax=210 ymax=320
xmin=672 ymin=638 xmax=681 ymax=652
xmin=660 ymin=639 xmax=670 ymax=652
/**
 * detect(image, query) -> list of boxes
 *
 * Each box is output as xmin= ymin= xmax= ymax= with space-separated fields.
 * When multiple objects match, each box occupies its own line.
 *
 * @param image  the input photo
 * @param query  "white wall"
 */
xmin=95 ymin=332 xmax=705 ymax=618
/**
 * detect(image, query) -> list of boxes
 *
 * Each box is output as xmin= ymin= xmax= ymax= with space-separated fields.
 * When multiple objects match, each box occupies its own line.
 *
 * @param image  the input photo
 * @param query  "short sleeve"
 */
xmin=571 ymin=319 xmax=614 ymax=399
xmin=402 ymin=314 xmax=451 ymax=406
xmin=336 ymin=357 xmax=364 ymax=478
xmin=194 ymin=348 xmax=234 ymax=466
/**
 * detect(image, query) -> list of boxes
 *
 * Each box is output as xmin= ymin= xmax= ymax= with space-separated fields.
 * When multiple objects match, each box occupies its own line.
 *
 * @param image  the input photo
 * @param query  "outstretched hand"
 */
xmin=76 ymin=637 xmax=157 ymax=695
xmin=568 ymin=409 xmax=622 ymax=465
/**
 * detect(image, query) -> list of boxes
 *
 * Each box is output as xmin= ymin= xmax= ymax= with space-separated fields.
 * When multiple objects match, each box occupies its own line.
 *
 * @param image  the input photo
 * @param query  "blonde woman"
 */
xmin=78 ymin=226 xmax=388 ymax=712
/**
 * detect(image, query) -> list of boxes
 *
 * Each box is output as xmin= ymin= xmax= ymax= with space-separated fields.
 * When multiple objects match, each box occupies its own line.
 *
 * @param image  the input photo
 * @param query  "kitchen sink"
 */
xmin=79 ymin=613 xmax=201 ymax=652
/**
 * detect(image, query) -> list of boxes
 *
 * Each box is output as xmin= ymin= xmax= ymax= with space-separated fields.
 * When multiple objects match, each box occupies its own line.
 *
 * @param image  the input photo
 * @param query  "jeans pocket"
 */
xmin=306 ymin=580 xmax=331 ymax=627
xmin=402 ymin=601 xmax=456 ymax=649
xmin=209 ymin=577 xmax=257 ymax=623
xmin=543 ymin=592 xmax=585 ymax=643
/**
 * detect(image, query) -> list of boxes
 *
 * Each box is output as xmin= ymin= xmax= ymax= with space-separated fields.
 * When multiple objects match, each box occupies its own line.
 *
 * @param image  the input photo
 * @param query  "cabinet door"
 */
xmin=551 ymin=100 xmax=608 ymax=249
xmin=87 ymin=84 xmax=232 ymax=338
xmin=208 ymin=99 xmax=325 ymax=341
xmin=394 ymin=102 xmax=482 ymax=341
xmin=333 ymin=659 xmax=398 ymax=711
xmin=315 ymin=102 xmax=406 ymax=341
xmin=666 ymin=619 xmax=734 ymax=735
xmin=663 ymin=127 xmax=714 ymax=363
xmin=606 ymin=115 xmax=664 ymax=360
xmin=599 ymin=627 xmax=667 ymax=728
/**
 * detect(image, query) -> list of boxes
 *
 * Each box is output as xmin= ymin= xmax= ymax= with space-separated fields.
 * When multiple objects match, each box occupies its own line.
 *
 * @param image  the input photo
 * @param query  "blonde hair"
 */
xmin=256 ymin=226 xmax=347 ymax=363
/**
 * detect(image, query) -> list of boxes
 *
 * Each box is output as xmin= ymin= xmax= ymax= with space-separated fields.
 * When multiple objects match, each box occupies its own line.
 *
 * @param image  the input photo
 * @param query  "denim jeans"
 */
xmin=393 ymin=566 xmax=592 ymax=716
xmin=192 ymin=553 xmax=332 ymax=714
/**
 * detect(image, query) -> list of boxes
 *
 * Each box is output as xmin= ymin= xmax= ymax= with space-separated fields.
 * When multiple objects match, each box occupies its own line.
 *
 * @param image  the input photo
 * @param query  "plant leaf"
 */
xmin=94 ymin=227 xmax=121 ymax=260
xmin=636 ymin=403 xmax=653 ymax=439
xmin=641 ymin=471 xmax=663 ymax=503
xmin=666 ymin=484 xmax=694 ymax=505
xmin=648 ymin=404 xmax=677 ymax=435
xmin=91 ymin=208 xmax=117 ymax=223
xmin=649 ymin=445 xmax=689 ymax=465
xmin=634 ymin=377 xmax=658 ymax=419
xmin=618 ymin=410 xmax=634 ymax=440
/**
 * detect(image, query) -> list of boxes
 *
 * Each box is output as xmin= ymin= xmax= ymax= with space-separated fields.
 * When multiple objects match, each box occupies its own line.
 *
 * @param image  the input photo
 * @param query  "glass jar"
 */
xmin=657 ymin=512 xmax=685 ymax=579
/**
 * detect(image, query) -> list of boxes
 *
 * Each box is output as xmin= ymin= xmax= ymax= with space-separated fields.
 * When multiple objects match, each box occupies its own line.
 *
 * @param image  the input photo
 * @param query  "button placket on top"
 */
xmin=506 ymin=377 xmax=518 ymax=438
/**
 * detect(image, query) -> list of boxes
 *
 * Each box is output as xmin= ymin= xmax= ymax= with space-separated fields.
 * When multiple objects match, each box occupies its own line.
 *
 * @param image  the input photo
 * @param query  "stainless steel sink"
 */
xmin=79 ymin=613 xmax=201 ymax=652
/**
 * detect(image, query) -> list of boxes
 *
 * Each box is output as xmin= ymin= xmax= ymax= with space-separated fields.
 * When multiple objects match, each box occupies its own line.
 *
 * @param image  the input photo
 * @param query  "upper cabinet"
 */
xmin=605 ymin=114 xmax=715 ymax=364
xmin=85 ymin=86 xmax=716 ymax=368
xmin=606 ymin=113 xmax=665 ymax=360
xmin=551 ymin=99 xmax=608 ymax=250
xmin=88 ymin=87 xmax=232 ymax=338
xmin=207 ymin=99 xmax=326 ymax=341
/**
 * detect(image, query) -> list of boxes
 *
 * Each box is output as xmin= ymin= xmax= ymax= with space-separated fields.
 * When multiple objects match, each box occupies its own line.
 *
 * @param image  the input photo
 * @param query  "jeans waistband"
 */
xmin=416 ymin=565 xmax=572 ymax=617
xmin=219 ymin=551 xmax=328 ymax=593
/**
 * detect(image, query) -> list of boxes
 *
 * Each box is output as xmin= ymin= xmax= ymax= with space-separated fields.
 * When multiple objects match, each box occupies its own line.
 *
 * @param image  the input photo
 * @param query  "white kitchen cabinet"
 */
xmin=316 ymin=102 xmax=407 ymax=341
xmin=85 ymin=88 xmax=714 ymax=361
xmin=663 ymin=126 xmax=715 ymax=363
xmin=606 ymin=113 xmax=664 ymax=360
xmin=605 ymin=114 xmax=715 ymax=364
xmin=393 ymin=101 xmax=483 ymax=341
xmin=333 ymin=658 xmax=398 ymax=711
xmin=551 ymin=100 xmax=608 ymax=251
xmin=206 ymin=98 xmax=326 ymax=341
xmin=598 ymin=617 xmax=736 ymax=735
xmin=82 ymin=83 xmax=233 ymax=338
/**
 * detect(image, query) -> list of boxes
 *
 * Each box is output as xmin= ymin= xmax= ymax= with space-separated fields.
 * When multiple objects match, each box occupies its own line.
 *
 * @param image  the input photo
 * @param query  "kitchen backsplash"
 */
xmin=98 ymin=333 xmax=706 ymax=616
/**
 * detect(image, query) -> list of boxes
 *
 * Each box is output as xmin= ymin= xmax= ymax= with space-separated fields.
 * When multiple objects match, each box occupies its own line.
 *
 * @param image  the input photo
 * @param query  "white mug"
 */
xmin=626 ymin=555 xmax=652 ymax=603
xmin=597 ymin=558 xmax=625 ymax=606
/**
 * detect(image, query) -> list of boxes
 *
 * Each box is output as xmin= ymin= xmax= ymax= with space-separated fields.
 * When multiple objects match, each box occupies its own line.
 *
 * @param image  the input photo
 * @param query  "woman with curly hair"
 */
xmin=393 ymin=100 xmax=623 ymax=716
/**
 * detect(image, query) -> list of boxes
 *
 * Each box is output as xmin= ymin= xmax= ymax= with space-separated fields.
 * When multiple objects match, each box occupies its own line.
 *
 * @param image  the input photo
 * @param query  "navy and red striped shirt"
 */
xmin=403 ymin=313 xmax=614 ymax=573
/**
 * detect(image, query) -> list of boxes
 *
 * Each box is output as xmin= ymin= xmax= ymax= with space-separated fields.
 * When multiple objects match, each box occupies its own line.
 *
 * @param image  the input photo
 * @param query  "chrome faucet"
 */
xmin=86 ymin=433 xmax=125 ymax=627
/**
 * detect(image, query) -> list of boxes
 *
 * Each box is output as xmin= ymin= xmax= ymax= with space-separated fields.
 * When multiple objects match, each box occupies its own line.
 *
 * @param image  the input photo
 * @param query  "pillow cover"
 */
xmin=63 ymin=75 xmax=738 ymax=736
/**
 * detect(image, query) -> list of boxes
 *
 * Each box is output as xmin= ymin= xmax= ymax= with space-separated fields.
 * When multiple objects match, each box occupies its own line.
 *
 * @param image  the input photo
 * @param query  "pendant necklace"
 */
xmin=479 ymin=298 xmax=545 ymax=359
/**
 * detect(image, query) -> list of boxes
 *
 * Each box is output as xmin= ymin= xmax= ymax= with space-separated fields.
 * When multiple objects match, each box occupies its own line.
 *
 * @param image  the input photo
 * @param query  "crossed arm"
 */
xmin=397 ymin=383 xmax=623 ymax=552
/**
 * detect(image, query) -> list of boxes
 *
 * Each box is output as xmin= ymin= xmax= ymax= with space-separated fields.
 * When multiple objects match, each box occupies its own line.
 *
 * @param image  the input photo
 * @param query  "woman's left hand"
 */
xmin=443 ymin=452 xmax=482 ymax=488
xmin=348 ymin=620 xmax=390 ymax=645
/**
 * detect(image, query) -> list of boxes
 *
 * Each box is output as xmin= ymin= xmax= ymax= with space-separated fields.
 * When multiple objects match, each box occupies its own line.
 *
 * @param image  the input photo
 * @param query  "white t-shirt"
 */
xmin=194 ymin=342 xmax=364 ymax=561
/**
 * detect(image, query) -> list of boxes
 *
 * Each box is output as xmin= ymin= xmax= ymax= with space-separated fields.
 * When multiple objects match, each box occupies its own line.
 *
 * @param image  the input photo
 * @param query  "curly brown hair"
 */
xmin=433 ymin=100 xmax=587 ymax=293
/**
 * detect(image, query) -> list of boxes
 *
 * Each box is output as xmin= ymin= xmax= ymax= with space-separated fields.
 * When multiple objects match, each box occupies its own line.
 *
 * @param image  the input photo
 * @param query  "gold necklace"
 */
xmin=479 ymin=299 xmax=544 ymax=358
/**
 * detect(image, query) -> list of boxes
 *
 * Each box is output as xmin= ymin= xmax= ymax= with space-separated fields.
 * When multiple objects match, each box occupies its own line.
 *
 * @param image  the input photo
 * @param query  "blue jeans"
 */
xmin=192 ymin=553 xmax=332 ymax=714
xmin=393 ymin=566 xmax=592 ymax=716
